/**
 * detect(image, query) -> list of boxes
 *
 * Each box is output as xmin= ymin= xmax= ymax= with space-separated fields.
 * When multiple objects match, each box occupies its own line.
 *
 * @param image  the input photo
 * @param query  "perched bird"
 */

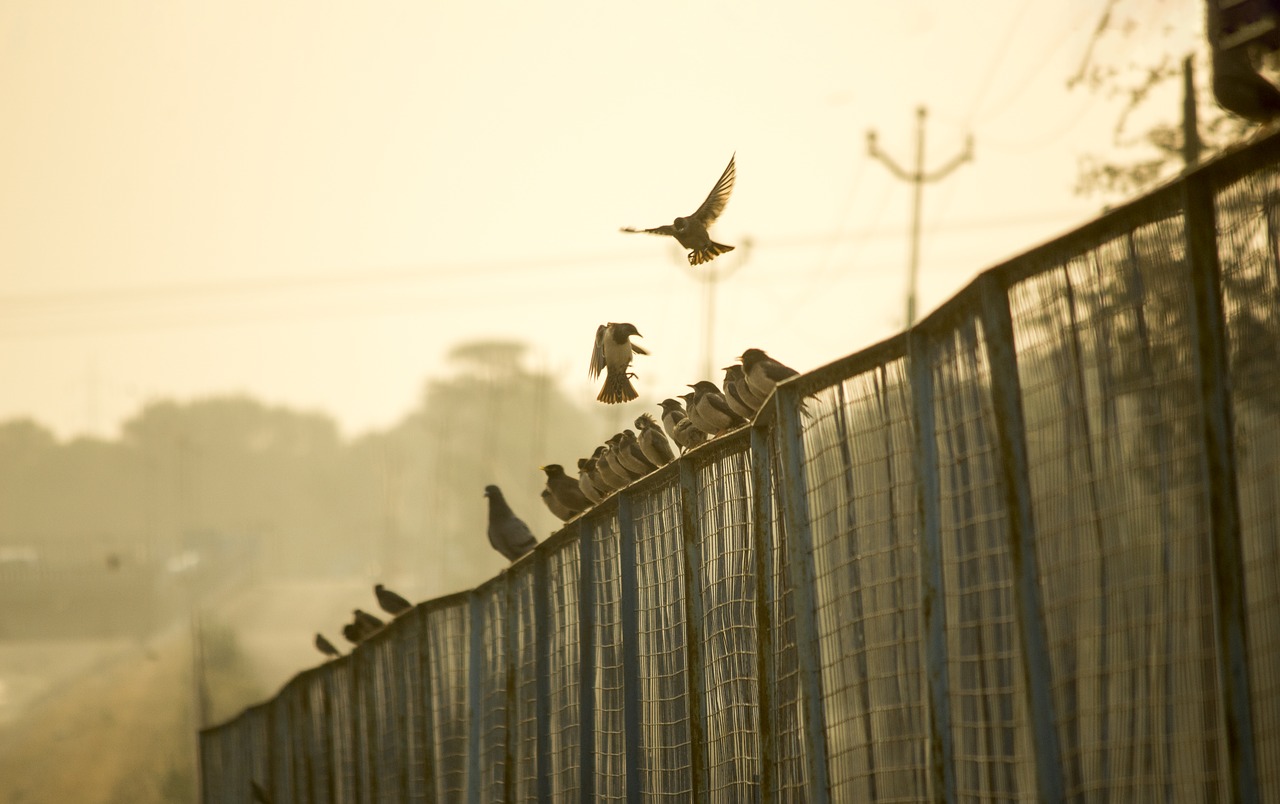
xmin=314 ymin=632 xmax=341 ymax=659
xmin=593 ymin=444 xmax=628 ymax=490
xmin=542 ymin=488 xmax=575 ymax=522
xmin=541 ymin=463 xmax=592 ymax=516
xmin=740 ymin=348 xmax=800 ymax=401
xmin=687 ymin=380 xmax=747 ymax=435
xmin=484 ymin=485 xmax=538 ymax=562
xmin=658 ymin=398 xmax=689 ymax=443
xmin=723 ymin=364 xmax=765 ymax=415
xmin=589 ymin=322 xmax=648 ymax=404
xmin=375 ymin=583 xmax=412 ymax=616
xmin=577 ymin=457 xmax=605 ymax=505
xmin=601 ymin=434 xmax=638 ymax=483
xmin=635 ymin=413 xmax=675 ymax=467
xmin=621 ymin=154 xmax=737 ymax=265
xmin=341 ymin=623 xmax=362 ymax=646
xmin=673 ymin=417 xmax=708 ymax=451
xmin=617 ymin=429 xmax=658 ymax=476
xmin=354 ymin=609 xmax=385 ymax=635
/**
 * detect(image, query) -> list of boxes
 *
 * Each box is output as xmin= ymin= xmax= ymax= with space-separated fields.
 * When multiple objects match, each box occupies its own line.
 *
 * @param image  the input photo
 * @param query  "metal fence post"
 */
xmin=908 ymin=333 xmax=957 ymax=804
xmin=503 ymin=573 xmax=518 ymax=803
xmin=676 ymin=459 xmax=711 ymax=801
xmin=466 ymin=592 xmax=484 ymax=804
xmin=617 ymin=492 xmax=645 ymax=802
xmin=416 ymin=610 xmax=437 ymax=804
xmin=1183 ymin=172 xmax=1259 ymax=804
xmin=750 ymin=424 xmax=777 ymax=804
xmin=578 ymin=522 xmax=597 ymax=800
xmin=773 ymin=382 xmax=831 ymax=803
xmin=978 ymin=273 xmax=1066 ymax=802
xmin=533 ymin=551 xmax=553 ymax=804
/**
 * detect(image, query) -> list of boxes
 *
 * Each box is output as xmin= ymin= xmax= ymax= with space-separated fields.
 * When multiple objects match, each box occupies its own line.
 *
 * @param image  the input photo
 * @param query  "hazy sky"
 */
xmin=1 ymin=0 xmax=1201 ymax=439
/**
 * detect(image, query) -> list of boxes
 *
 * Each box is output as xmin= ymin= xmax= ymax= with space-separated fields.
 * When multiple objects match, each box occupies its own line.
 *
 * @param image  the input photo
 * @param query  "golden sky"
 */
xmin=0 ymin=0 xmax=1200 ymax=437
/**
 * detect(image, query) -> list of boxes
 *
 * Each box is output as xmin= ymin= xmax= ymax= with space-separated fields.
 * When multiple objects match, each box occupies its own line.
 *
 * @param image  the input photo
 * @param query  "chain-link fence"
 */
xmin=200 ymin=134 xmax=1280 ymax=802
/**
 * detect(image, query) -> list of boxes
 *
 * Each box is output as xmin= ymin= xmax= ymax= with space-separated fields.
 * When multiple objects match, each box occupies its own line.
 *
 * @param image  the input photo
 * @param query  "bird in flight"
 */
xmin=621 ymin=154 xmax=736 ymax=266
xmin=589 ymin=322 xmax=647 ymax=404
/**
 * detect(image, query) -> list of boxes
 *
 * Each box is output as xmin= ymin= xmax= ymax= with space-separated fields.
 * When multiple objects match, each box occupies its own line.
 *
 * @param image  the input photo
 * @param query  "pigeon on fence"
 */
xmin=353 ymin=609 xmax=385 ymax=637
xmin=484 ymin=485 xmax=538 ymax=561
xmin=375 ymin=583 xmax=412 ymax=616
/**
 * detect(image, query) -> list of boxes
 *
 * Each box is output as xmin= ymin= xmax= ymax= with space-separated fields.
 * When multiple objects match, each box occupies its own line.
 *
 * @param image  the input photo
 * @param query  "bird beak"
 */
xmin=538 ymin=465 xmax=547 ymax=471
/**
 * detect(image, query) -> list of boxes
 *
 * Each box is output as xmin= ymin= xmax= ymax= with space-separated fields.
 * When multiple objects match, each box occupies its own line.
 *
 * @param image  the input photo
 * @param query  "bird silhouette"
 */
xmin=375 ymin=583 xmax=412 ymax=616
xmin=622 ymin=154 xmax=737 ymax=265
xmin=314 ymin=632 xmax=341 ymax=658
xmin=740 ymin=348 xmax=799 ymax=400
xmin=484 ymin=485 xmax=538 ymax=561
xmin=353 ymin=609 xmax=385 ymax=636
xmin=589 ymin=322 xmax=648 ymax=404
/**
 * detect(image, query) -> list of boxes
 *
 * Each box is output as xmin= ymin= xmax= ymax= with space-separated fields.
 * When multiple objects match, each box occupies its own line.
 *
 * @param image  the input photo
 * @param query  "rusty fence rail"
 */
xmin=199 ymin=134 xmax=1280 ymax=802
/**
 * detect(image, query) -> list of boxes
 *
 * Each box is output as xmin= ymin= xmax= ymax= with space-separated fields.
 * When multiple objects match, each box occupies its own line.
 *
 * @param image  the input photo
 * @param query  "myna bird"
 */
xmin=687 ymin=380 xmax=747 ymax=435
xmin=658 ymin=398 xmax=689 ymax=443
xmin=593 ymin=444 xmax=628 ymax=490
xmin=617 ymin=429 xmax=659 ymax=476
xmin=314 ymin=632 xmax=341 ymax=659
xmin=635 ymin=413 xmax=675 ymax=467
xmin=577 ymin=457 xmax=606 ymax=505
xmin=740 ymin=348 xmax=799 ymax=401
xmin=621 ymin=154 xmax=737 ymax=265
xmin=375 ymin=583 xmax=412 ymax=616
xmin=542 ymin=463 xmax=592 ymax=516
xmin=589 ymin=322 xmax=648 ymax=404
xmin=600 ymin=434 xmax=637 ymax=483
xmin=484 ymin=485 xmax=538 ymax=561
xmin=673 ymin=416 xmax=708 ymax=451
xmin=542 ymin=488 xmax=576 ymax=522
xmin=723 ymin=363 xmax=765 ymax=417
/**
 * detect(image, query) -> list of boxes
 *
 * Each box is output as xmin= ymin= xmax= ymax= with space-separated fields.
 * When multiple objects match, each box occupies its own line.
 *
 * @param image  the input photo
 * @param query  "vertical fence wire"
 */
xmin=589 ymin=513 xmax=628 ymax=800
xmin=1215 ymin=163 xmax=1280 ymax=801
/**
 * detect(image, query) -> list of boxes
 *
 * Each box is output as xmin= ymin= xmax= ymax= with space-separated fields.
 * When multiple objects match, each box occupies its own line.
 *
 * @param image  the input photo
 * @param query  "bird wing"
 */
xmin=589 ymin=324 xmax=607 ymax=380
xmin=620 ymin=225 xmax=677 ymax=236
xmin=632 ymin=342 xmax=649 ymax=356
xmin=689 ymin=153 xmax=736 ymax=228
xmin=764 ymin=360 xmax=799 ymax=383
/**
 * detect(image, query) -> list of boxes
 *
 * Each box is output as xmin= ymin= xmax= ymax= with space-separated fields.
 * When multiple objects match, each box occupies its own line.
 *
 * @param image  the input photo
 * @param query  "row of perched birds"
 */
xmin=311 ymin=154 xmax=803 ymax=662
xmin=312 ymin=583 xmax=414 ymax=657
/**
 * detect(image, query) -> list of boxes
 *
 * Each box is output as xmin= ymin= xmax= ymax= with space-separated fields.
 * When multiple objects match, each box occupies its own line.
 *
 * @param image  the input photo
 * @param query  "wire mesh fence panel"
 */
xmin=425 ymin=599 xmax=470 ymax=803
xmin=545 ymin=535 xmax=583 ymax=799
xmin=801 ymin=357 xmax=928 ymax=802
xmin=1216 ymin=165 xmax=1280 ymax=801
xmin=929 ymin=316 xmax=1036 ymax=802
xmin=509 ymin=564 xmax=540 ymax=803
xmin=761 ymin=422 xmax=809 ymax=803
xmin=692 ymin=443 xmax=762 ymax=803
xmin=632 ymin=478 xmax=694 ymax=799
xmin=474 ymin=581 xmax=510 ymax=802
xmin=269 ymin=684 xmax=297 ymax=802
xmin=589 ymin=514 xmax=628 ymax=800
xmin=199 ymin=720 xmax=231 ymax=802
xmin=368 ymin=634 xmax=407 ymax=802
xmin=1011 ymin=206 xmax=1229 ymax=800
xmin=324 ymin=660 xmax=357 ymax=803
xmin=302 ymin=670 xmax=334 ymax=804
xmin=393 ymin=607 xmax=429 ymax=803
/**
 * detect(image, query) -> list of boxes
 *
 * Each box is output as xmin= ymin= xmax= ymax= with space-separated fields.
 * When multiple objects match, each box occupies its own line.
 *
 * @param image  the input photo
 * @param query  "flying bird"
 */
xmin=542 ymin=464 xmax=591 ymax=516
xmin=740 ymin=348 xmax=799 ymax=401
xmin=484 ymin=485 xmax=538 ymax=562
xmin=635 ymin=413 xmax=675 ymax=467
xmin=375 ymin=583 xmax=412 ymax=616
xmin=314 ymin=633 xmax=341 ymax=659
xmin=589 ymin=323 xmax=648 ymax=404
xmin=622 ymin=154 xmax=737 ymax=265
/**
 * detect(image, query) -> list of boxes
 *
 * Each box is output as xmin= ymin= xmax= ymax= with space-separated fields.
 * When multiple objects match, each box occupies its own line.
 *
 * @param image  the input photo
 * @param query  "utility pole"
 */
xmin=674 ymin=238 xmax=752 ymax=378
xmin=1183 ymin=55 xmax=1202 ymax=168
xmin=867 ymin=106 xmax=973 ymax=328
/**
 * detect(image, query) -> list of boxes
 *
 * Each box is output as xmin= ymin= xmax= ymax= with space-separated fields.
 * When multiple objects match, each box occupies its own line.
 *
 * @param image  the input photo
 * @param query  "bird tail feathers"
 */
xmin=598 ymin=370 xmax=639 ymax=404
xmin=688 ymin=242 xmax=735 ymax=265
